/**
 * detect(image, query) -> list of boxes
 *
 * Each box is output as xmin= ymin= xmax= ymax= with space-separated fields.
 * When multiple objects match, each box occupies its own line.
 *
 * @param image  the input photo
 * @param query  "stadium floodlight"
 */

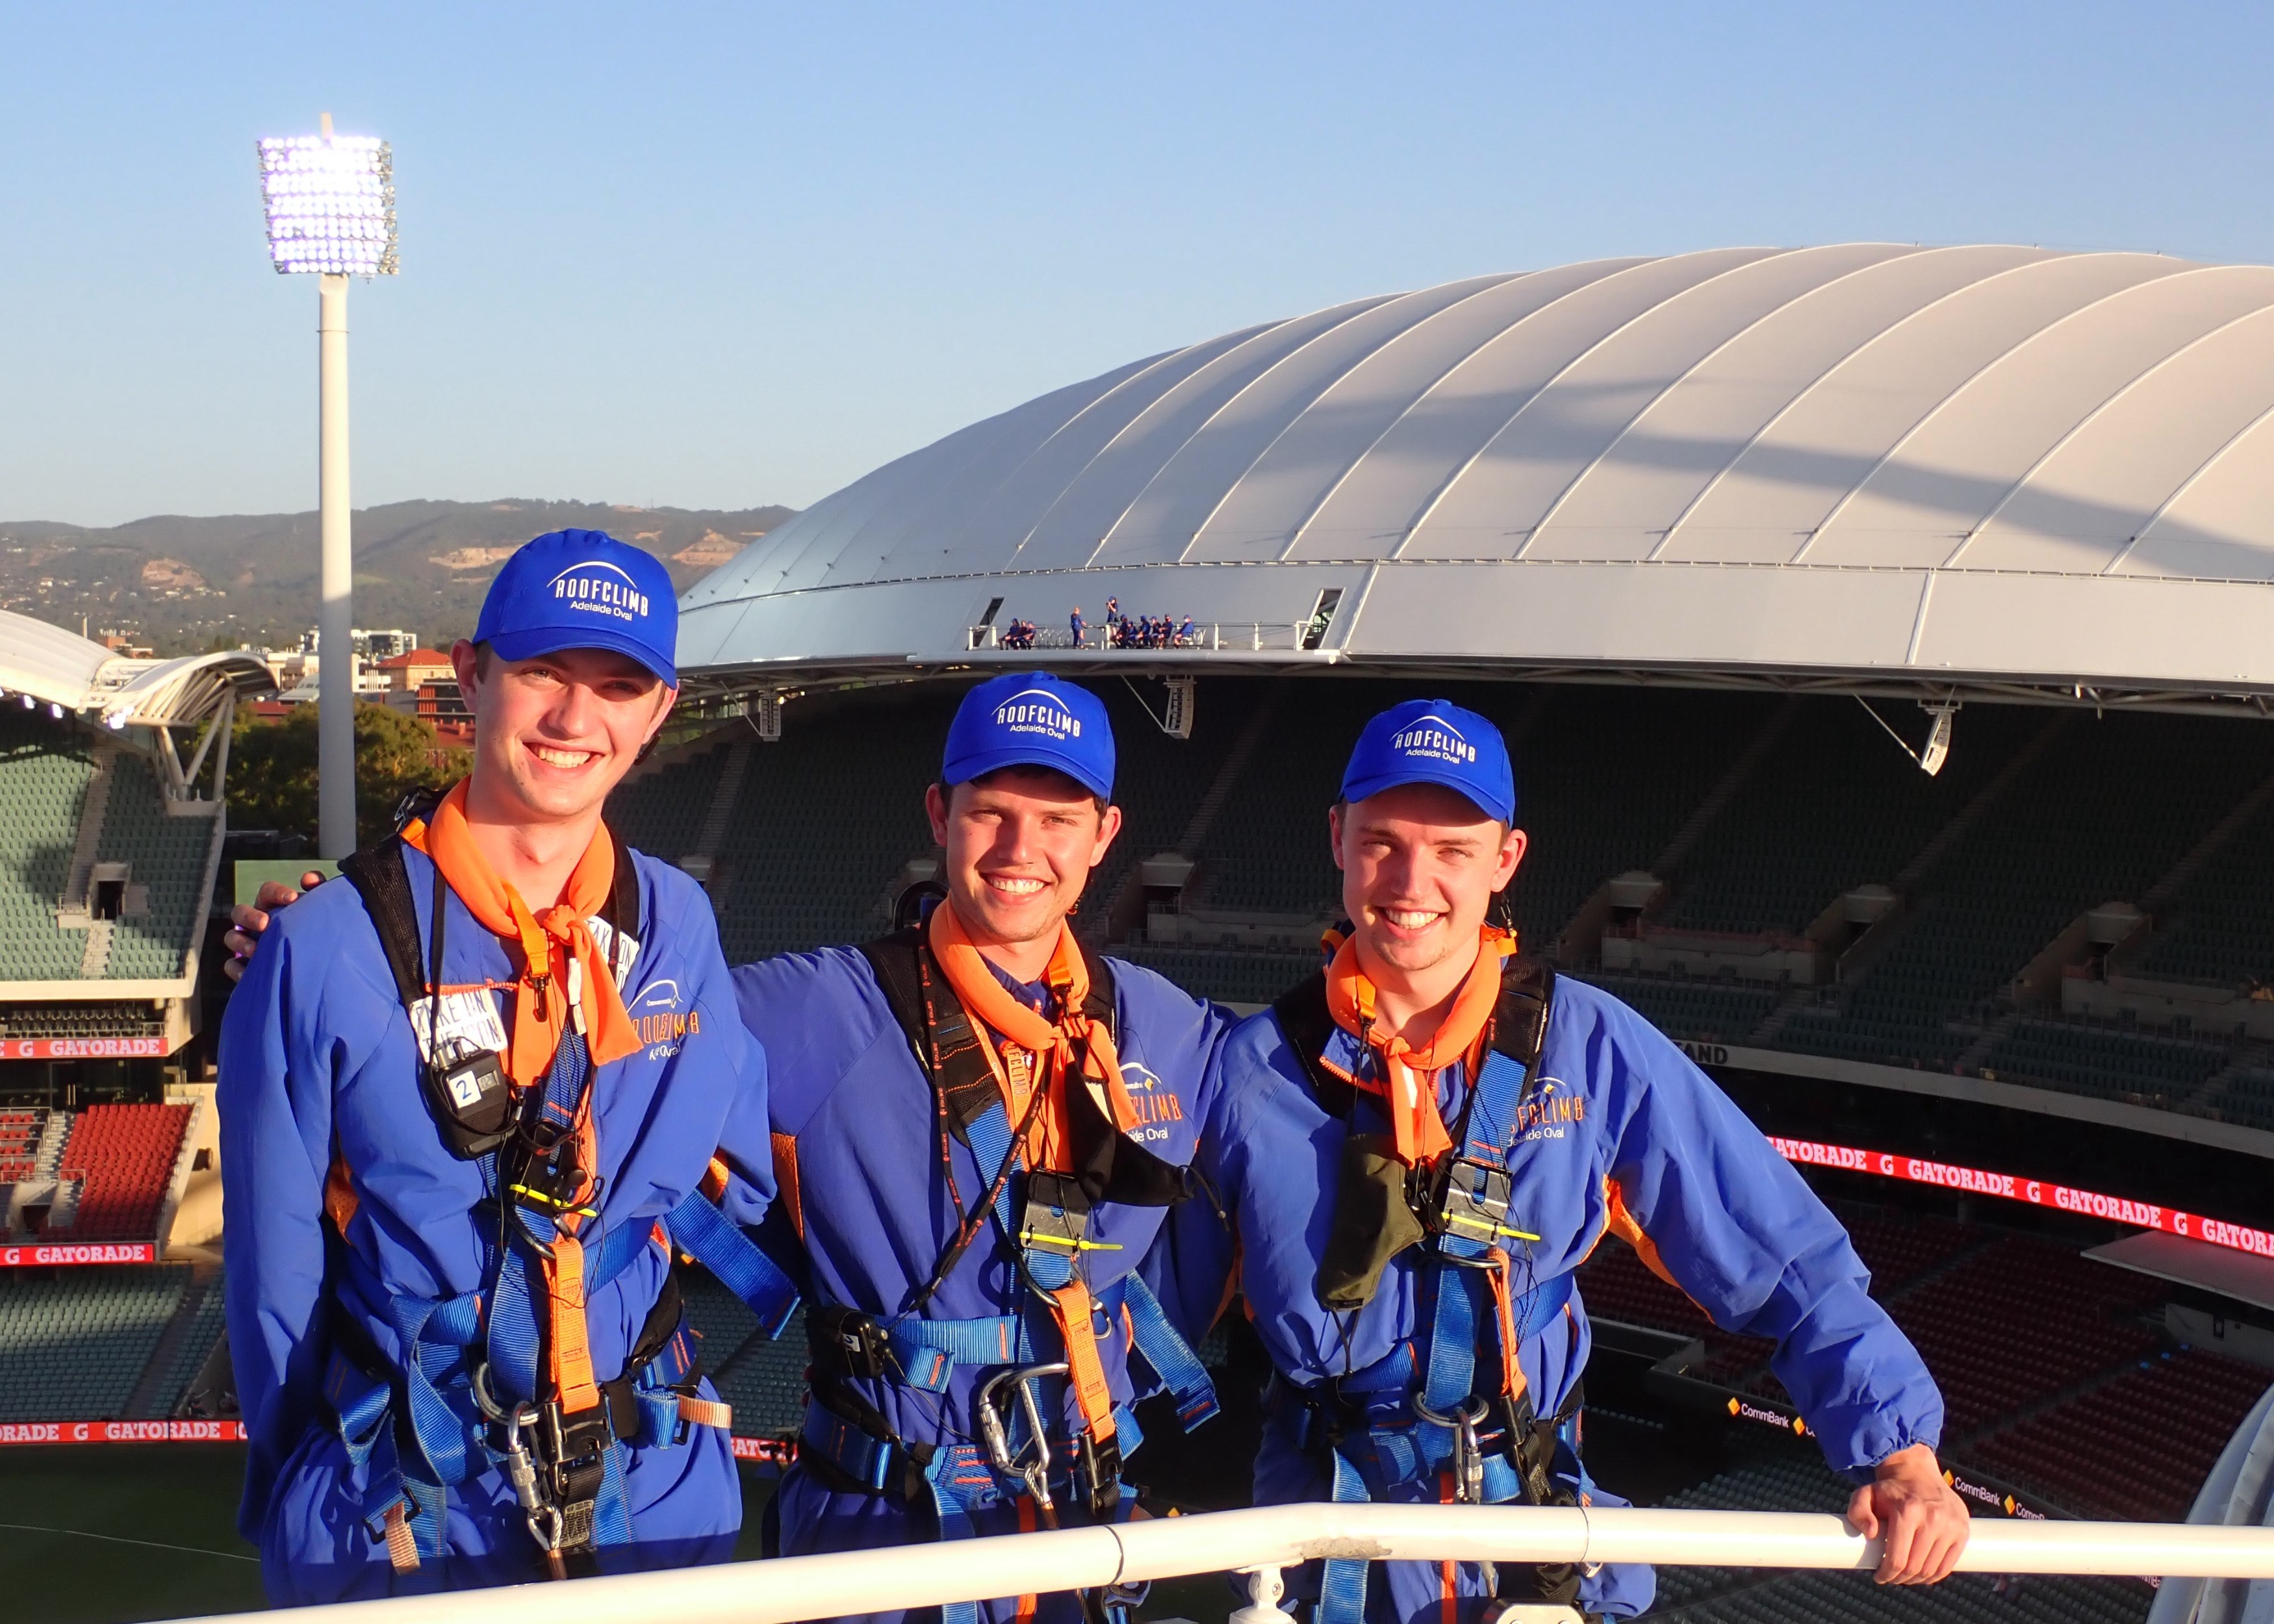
xmin=256 ymin=112 xmax=397 ymax=857
xmin=255 ymin=134 xmax=398 ymax=276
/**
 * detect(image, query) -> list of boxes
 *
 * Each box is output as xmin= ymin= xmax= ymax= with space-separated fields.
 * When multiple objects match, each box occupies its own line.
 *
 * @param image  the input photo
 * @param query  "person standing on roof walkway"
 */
xmin=225 ymin=668 xmax=1234 ymax=1624
xmin=733 ymin=671 xmax=1233 ymax=1624
xmin=1141 ymin=697 xmax=1969 ymax=1623
xmin=218 ymin=531 xmax=796 ymax=1603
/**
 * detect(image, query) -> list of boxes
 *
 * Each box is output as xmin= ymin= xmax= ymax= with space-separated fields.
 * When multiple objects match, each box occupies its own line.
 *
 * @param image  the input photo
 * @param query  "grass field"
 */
xmin=0 ymin=1451 xmax=800 ymax=1624
xmin=0 ymin=1447 xmax=264 ymax=1624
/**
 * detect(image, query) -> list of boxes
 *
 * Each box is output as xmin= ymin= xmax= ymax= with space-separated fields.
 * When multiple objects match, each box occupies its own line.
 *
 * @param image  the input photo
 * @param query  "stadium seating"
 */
xmin=1775 ymin=711 xmax=2274 ymax=1072
xmin=0 ymin=1264 xmax=186 ymax=1421
xmin=708 ymin=1304 xmax=809 ymax=1440
xmin=2134 ymin=791 xmax=2274 ymax=989
xmin=0 ymin=713 xmax=99 ymax=982
xmin=0 ymin=1106 xmax=42 ymax=1184
xmin=703 ymin=692 xmax=956 ymax=965
xmin=2210 ymin=1066 xmax=2274 ymax=1133
xmin=96 ymin=754 xmax=213 ymax=981
xmin=1982 ymin=1017 xmax=2229 ymax=1110
xmin=1656 ymin=702 xmax=2041 ymax=937
xmin=1650 ymin=1444 xmax=2153 ymax=1623
xmin=607 ymin=741 xmax=732 ymax=867
xmin=1577 ymin=972 xmax=1776 ymax=1047
xmin=54 ymin=1103 xmax=191 ymax=1241
xmin=1111 ymin=945 xmax=1317 ymax=1005
xmin=144 ymin=1271 xmax=227 ymax=1419
xmin=1973 ymin=1348 xmax=2271 ymax=1523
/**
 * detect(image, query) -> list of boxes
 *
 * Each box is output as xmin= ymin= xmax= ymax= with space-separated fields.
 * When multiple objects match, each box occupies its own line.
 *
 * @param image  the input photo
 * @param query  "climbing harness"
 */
xmin=1271 ymin=948 xmax=1597 ymax=1621
xmin=789 ymin=926 xmax=1217 ymax=1624
xmin=324 ymin=824 xmax=800 ymax=1577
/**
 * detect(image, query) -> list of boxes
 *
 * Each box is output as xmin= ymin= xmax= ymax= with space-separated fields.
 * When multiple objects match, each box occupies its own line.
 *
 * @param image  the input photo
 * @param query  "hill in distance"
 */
xmin=0 ymin=498 xmax=796 ymax=656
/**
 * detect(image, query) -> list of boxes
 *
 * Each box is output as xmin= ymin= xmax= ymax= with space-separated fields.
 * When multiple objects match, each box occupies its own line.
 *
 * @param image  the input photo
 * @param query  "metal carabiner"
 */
xmin=978 ymin=1360 xmax=1070 ymax=1526
xmin=472 ymin=1364 xmax=567 ymax=1577
xmin=1412 ymin=1394 xmax=1490 ymax=1504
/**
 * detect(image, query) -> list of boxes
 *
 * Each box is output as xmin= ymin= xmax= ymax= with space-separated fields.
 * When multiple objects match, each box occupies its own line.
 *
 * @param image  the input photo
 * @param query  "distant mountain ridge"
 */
xmin=0 ymin=498 xmax=794 ymax=655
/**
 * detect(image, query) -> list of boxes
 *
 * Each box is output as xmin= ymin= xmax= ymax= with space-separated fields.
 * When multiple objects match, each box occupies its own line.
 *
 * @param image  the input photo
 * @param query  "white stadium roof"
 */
xmin=684 ymin=245 xmax=2274 ymax=713
xmin=0 ymin=609 xmax=273 ymax=729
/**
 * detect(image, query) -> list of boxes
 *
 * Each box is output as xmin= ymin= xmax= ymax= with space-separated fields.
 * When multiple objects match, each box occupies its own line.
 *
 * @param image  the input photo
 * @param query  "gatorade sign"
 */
xmin=1769 ymin=1136 xmax=2274 ymax=1258
xmin=0 ymin=1243 xmax=155 ymax=1266
xmin=0 ymin=1419 xmax=246 ymax=1445
xmin=730 ymin=1435 xmax=795 ymax=1467
xmin=0 ymin=1038 xmax=165 ymax=1059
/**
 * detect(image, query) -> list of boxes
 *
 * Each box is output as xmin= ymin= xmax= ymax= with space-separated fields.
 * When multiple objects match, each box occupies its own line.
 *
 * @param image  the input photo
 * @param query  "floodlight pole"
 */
xmin=316 ymin=270 xmax=355 ymax=857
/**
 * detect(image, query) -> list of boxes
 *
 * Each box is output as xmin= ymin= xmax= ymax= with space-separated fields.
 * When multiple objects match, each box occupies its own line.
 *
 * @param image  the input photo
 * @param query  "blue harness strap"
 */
xmin=663 ymin=1187 xmax=801 ymax=1337
xmin=1314 ymin=1038 xmax=1572 ymax=1624
xmin=1117 ymin=1271 xmax=1219 ymax=1429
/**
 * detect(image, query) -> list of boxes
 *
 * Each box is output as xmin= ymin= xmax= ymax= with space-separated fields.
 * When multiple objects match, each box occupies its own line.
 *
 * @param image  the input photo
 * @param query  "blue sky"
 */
xmin=3 ymin=3 xmax=2269 ymax=526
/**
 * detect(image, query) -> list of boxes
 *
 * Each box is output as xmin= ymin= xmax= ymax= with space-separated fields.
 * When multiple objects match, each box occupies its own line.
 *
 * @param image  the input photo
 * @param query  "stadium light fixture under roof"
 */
xmin=255 ymin=131 xmax=398 ymax=277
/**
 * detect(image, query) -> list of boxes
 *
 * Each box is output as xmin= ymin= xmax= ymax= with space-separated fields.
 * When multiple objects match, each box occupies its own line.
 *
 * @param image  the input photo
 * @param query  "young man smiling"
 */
xmin=222 ymin=670 xmax=1230 ymax=1618
xmin=219 ymin=531 xmax=784 ymax=1601
xmin=1156 ymin=698 xmax=1967 ymax=1623
xmin=734 ymin=671 xmax=1231 ymax=1624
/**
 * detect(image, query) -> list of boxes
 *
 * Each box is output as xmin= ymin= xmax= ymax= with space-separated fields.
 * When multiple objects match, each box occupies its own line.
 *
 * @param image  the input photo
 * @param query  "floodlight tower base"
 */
xmin=317 ymin=272 xmax=355 ymax=857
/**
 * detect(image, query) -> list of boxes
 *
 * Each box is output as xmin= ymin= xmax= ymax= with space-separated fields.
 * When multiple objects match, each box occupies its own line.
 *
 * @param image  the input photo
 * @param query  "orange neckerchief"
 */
xmin=926 ymin=902 xmax=1140 ymax=1163
xmin=926 ymin=902 xmax=1136 ymax=1445
xmin=1325 ymin=926 xmax=1516 ymax=1167
xmin=402 ymin=781 xmax=641 ymax=1089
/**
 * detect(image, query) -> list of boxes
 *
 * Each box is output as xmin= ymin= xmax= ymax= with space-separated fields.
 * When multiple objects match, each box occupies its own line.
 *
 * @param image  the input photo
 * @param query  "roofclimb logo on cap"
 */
xmin=548 ymin=560 xmax=651 ymax=625
xmin=995 ymin=687 xmax=1082 ymax=742
xmin=1392 ymin=715 xmax=1479 ymax=765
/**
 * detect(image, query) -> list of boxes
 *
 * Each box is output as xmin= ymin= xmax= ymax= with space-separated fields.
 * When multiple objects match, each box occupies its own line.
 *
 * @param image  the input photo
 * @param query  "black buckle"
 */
xmin=816 ymin=1306 xmax=891 ymax=1380
xmin=1076 ymin=1427 xmax=1122 ymax=1523
xmin=504 ymin=1123 xmax=594 ymax=1221
xmin=1490 ymin=1392 xmax=1562 ymax=1506
xmin=535 ymin=1401 xmax=614 ymax=1506
xmin=1424 ymin=1157 xmax=1520 ymax=1245
xmin=1020 ymin=1171 xmax=1092 ymax=1259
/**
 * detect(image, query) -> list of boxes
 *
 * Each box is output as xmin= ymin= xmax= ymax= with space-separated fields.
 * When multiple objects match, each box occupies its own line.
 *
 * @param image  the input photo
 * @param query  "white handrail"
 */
xmin=164 ymin=1501 xmax=2274 ymax=1624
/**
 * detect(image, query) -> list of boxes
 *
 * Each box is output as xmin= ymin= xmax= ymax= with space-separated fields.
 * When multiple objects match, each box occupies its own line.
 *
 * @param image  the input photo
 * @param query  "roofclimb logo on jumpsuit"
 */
xmin=994 ymin=689 xmax=1082 ymax=741
xmin=549 ymin=561 xmax=651 ymax=625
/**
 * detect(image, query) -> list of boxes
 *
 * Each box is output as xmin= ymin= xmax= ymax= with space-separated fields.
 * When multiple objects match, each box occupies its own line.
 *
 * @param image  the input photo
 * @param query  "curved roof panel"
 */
xmin=683 ymin=246 xmax=2274 ymax=709
xmin=0 ymin=609 xmax=272 ymax=727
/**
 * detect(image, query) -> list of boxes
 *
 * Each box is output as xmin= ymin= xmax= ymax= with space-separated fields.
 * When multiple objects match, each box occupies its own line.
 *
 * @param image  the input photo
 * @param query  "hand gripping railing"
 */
xmin=168 ymin=1502 xmax=2274 ymax=1624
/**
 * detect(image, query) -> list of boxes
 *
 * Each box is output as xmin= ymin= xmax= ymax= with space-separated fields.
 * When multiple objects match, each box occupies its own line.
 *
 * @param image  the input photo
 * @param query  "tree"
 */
xmin=229 ymin=702 xmax=466 ymax=846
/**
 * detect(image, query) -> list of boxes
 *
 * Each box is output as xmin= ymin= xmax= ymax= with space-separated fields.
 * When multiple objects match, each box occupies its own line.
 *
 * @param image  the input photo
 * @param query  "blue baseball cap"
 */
xmin=1340 ymin=698 xmax=1516 ymax=824
xmin=473 ymin=529 xmax=678 ymax=687
xmin=943 ymin=672 xmax=1115 ymax=800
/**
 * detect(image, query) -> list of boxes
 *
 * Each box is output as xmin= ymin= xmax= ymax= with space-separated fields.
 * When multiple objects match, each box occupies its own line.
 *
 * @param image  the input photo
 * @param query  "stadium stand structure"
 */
xmin=0 ymin=1264 xmax=186 ymax=1421
xmin=610 ymin=674 xmax=2274 ymax=1133
xmin=0 ymin=711 xmax=103 ymax=982
xmin=137 ymin=1266 xmax=226 ymax=1419
xmin=1649 ymin=1438 xmax=2156 ymax=1623
xmin=0 ymin=1102 xmax=197 ymax=1245
xmin=53 ymin=1102 xmax=194 ymax=1241
xmin=1578 ymin=1199 xmax=2273 ymax=1532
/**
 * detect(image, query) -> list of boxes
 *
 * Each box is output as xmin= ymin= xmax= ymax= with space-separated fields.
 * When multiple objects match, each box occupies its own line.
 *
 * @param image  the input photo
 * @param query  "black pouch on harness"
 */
xmin=1313 ymin=1133 xmax=1426 ymax=1310
xmin=341 ymin=843 xmax=517 ymax=1159
xmin=339 ymin=818 xmax=642 ymax=1163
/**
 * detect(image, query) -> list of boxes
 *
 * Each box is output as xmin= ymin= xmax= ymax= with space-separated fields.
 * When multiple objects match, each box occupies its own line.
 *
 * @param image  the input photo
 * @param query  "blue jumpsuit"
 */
xmin=219 ymin=845 xmax=774 ymax=1603
xmin=734 ymin=946 xmax=1233 ymax=1624
xmin=1154 ymin=974 xmax=1945 ymax=1622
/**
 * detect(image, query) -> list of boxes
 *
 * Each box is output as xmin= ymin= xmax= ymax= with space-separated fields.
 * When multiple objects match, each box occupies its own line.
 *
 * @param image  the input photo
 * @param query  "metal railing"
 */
xmin=170 ymin=1501 xmax=2274 ymax=1624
